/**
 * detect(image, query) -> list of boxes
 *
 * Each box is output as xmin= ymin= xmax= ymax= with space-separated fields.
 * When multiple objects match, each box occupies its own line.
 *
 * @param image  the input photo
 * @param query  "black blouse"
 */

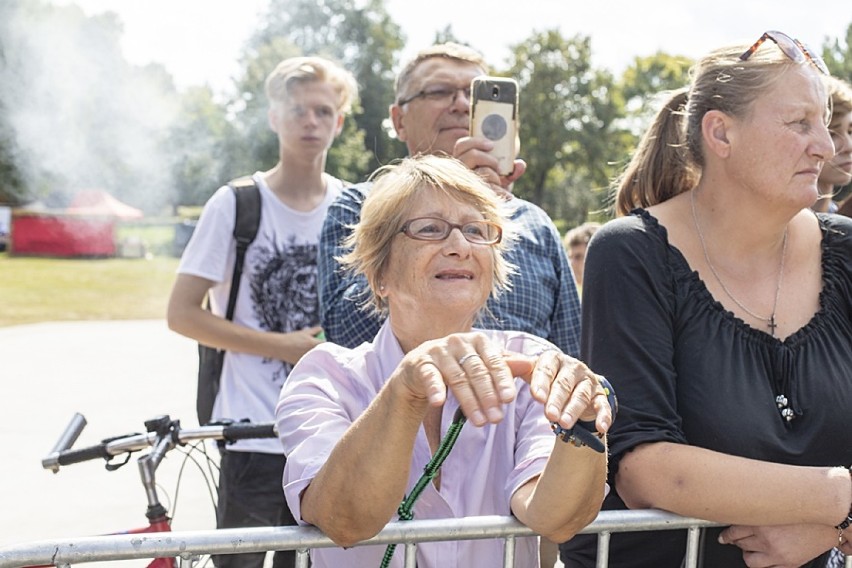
xmin=563 ymin=210 xmax=852 ymax=568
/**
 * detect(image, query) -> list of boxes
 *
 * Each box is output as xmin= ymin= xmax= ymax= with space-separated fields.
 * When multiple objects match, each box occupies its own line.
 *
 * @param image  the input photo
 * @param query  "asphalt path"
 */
xmin=0 ymin=320 xmax=213 ymax=566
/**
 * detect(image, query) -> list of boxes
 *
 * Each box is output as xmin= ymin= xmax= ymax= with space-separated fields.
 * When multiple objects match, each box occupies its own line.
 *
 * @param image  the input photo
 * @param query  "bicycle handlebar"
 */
xmin=41 ymin=415 xmax=278 ymax=472
xmin=42 ymin=413 xmax=88 ymax=473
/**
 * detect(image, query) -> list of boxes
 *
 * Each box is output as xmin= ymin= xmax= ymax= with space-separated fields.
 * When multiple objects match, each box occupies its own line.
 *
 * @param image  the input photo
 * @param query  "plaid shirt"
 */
xmin=318 ymin=182 xmax=581 ymax=356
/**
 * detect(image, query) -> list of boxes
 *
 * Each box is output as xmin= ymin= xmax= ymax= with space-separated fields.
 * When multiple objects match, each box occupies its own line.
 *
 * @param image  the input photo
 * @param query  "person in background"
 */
xmin=562 ymin=221 xmax=601 ymax=293
xmin=813 ymin=76 xmax=852 ymax=213
xmin=561 ymin=31 xmax=852 ymax=568
xmin=166 ymin=56 xmax=357 ymax=568
xmin=318 ymin=42 xmax=581 ymax=358
xmin=277 ymin=155 xmax=613 ymax=568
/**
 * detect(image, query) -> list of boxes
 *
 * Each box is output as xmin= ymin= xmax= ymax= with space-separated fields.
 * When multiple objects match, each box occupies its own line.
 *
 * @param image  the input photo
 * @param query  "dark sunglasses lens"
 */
xmin=768 ymin=32 xmax=805 ymax=64
xmin=800 ymin=42 xmax=829 ymax=74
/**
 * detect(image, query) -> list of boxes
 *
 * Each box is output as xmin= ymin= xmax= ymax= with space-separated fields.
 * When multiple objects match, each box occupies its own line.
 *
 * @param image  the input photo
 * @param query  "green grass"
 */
xmin=0 ymin=253 xmax=179 ymax=327
xmin=117 ymin=221 xmax=180 ymax=257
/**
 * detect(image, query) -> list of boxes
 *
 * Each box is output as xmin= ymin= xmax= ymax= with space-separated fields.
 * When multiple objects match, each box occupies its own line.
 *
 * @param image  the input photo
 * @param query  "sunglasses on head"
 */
xmin=739 ymin=30 xmax=829 ymax=75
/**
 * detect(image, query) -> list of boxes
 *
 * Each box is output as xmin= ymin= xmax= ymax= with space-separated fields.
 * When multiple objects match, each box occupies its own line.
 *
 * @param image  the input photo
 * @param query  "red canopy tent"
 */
xmin=65 ymin=189 xmax=143 ymax=219
xmin=10 ymin=190 xmax=143 ymax=257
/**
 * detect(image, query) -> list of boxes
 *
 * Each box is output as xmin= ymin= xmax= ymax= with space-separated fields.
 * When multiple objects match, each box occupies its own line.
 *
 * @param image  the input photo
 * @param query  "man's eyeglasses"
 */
xmin=400 ymin=217 xmax=502 ymax=245
xmin=397 ymin=85 xmax=472 ymax=107
xmin=739 ymin=30 xmax=829 ymax=75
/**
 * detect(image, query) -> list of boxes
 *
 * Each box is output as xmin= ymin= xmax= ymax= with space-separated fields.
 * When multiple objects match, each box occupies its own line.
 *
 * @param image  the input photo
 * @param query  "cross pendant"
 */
xmin=768 ymin=315 xmax=777 ymax=336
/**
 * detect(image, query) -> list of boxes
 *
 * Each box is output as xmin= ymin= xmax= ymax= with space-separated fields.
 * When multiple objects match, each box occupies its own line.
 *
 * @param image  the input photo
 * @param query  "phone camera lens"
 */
xmin=491 ymin=86 xmax=499 ymax=99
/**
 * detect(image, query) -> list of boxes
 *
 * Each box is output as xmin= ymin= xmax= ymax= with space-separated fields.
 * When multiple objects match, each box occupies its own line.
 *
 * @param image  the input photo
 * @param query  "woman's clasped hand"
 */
xmin=394 ymin=331 xmax=614 ymax=432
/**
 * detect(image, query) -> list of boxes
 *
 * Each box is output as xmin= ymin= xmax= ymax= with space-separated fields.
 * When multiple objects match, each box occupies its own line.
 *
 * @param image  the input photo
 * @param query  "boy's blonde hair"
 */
xmin=265 ymin=56 xmax=358 ymax=114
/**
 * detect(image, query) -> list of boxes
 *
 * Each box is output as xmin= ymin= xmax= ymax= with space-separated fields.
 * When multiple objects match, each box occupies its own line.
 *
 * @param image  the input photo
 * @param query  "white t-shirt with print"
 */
xmin=178 ymin=172 xmax=343 ymax=453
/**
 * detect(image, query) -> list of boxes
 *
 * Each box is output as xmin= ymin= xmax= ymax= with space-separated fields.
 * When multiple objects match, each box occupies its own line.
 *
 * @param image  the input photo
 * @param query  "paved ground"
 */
xmin=0 ymin=320 xmax=211 ymax=566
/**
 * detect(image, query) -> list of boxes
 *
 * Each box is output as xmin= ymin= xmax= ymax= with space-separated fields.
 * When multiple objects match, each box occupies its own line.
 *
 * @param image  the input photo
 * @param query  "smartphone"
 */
xmin=470 ymin=76 xmax=519 ymax=177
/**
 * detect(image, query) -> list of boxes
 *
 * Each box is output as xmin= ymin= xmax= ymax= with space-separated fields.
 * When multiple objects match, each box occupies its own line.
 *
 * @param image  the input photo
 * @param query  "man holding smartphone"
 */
xmin=318 ymin=42 xmax=580 ymax=357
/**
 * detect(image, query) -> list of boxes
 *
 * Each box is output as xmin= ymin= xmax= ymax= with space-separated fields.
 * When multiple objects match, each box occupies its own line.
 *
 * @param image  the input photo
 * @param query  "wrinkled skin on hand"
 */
xmin=719 ymin=523 xmax=838 ymax=568
xmin=393 ymin=331 xmax=613 ymax=432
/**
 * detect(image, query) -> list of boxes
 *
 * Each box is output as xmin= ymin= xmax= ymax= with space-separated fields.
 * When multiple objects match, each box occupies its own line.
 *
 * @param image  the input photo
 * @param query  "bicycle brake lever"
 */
xmin=104 ymin=451 xmax=133 ymax=471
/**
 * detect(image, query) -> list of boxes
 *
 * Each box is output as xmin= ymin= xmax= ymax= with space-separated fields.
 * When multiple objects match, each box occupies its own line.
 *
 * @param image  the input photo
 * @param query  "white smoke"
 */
xmin=1 ymin=1 xmax=180 ymax=213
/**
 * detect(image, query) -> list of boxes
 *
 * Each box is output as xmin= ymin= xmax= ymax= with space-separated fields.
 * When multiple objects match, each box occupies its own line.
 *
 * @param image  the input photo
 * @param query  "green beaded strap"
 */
xmin=380 ymin=407 xmax=467 ymax=568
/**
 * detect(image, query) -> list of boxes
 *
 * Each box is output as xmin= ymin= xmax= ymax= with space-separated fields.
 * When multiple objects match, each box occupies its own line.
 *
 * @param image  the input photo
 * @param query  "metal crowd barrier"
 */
xmin=0 ymin=510 xmax=847 ymax=568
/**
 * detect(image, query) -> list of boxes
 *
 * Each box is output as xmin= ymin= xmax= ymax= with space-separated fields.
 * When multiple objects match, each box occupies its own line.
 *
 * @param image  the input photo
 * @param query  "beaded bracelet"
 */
xmin=551 ymin=420 xmax=606 ymax=453
xmin=835 ymin=467 xmax=852 ymax=547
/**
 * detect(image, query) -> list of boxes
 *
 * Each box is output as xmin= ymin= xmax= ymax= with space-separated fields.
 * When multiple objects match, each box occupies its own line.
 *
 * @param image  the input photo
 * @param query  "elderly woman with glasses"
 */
xmin=560 ymin=31 xmax=852 ymax=568
xmin=275 ymin=155 xmax=614 ymax=568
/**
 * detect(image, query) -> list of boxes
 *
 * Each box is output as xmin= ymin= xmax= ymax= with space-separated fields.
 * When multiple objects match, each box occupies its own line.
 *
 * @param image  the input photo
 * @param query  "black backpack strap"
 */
xmin=223 ymin=177 xmax=261 ymax=321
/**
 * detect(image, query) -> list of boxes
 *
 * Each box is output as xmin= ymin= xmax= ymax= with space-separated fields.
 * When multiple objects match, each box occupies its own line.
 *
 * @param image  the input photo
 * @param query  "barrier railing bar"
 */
xmin=684 ymin=526 xmax=702 ymax=568
xmin=404 ymin=542 xmax=416 ymax=568
xmin=595 ymin=531 xmax=610 ymax=568
xmin=0 ymin=511 xmax=735 ymax=568
xmin=503 ymin=534 xmax=515 ymax=568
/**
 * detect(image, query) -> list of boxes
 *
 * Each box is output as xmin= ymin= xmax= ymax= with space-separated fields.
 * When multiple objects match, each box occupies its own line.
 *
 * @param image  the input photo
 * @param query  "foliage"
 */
xmin=433 ymin=24 xmax=466 ymax=47
xmin=167 ymin=86 xmax=245 ymax=208
xmin=619 ymin=52 xmax=693 ymax=134
xmin=0 ymin=2 xmax=849 ymax=227
xmin=505 ymin=31 xmax=633 ymax=226
xmin=822 ymin=22 xmax=852 ymax=82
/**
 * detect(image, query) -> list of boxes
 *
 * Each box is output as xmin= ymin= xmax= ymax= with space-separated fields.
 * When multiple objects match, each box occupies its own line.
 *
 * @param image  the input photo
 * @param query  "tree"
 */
xmin=505 ymin=30 xmax=631 ymax=227
xmin=0 ymin=1 xmax=24 ymax=204
xmin=168 ymin=86 xmax=244 ymax=208
xmin=822 ymin=22 xmax=852 ymax=82
xmin=619 ymin=52 xmax=693 ymax=134
xmin=433 ymin=24 xmax=465 ymax=46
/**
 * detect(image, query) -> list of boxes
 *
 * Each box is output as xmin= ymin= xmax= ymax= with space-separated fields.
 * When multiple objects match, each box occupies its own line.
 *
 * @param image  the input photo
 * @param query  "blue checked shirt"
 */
xmin=318 ymin=182 xmax=582 ymax=356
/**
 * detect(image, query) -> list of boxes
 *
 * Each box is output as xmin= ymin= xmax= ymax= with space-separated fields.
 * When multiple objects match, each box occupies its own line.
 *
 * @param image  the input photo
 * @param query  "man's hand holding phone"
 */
xmin=453 ymin=137 xmax=525 ymax=198
xmin=457 ymin=75 xmax=523 ymax=198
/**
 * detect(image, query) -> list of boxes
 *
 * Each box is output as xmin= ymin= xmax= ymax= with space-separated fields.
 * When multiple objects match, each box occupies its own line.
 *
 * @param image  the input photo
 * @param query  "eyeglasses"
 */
xmin=397 ymin=85 xmax=472 ymax=107
xmin=399 ymin=217 xmax=502 ymax=245
xmin=739 ymin=30 xmax=829 ymax=75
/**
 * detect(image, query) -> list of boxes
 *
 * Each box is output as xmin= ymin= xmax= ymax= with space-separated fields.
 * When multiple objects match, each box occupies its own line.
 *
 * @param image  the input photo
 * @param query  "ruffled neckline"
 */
xmin=630 ymin=208 xmax=843 ymax=349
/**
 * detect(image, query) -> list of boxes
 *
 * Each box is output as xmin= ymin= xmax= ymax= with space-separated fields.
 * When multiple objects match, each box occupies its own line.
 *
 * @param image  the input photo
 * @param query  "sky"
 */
xmin=54 ymin=0 xmax=850 ymax=94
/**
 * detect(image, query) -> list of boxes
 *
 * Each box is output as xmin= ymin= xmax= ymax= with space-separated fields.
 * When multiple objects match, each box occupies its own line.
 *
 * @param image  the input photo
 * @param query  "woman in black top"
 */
xmin=563 ymin=31 xmax=852 ymax=568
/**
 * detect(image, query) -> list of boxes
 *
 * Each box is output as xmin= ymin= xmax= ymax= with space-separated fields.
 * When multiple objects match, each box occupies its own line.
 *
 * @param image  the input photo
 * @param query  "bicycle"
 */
xmin=31 ymin=413 xmax=278 ymax=568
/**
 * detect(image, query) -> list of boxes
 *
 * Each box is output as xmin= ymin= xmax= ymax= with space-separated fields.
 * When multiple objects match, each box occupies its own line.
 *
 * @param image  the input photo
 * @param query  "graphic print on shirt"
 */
xmin=249 ymin=235 xmax=319 ymax=384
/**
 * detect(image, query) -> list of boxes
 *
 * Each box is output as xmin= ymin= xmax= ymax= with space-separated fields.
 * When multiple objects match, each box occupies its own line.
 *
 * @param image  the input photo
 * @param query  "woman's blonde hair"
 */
xmin=339 ymin=154 xmax=515 ymax=315
xmin=615 ymin=40 xmax=830 ymax=216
